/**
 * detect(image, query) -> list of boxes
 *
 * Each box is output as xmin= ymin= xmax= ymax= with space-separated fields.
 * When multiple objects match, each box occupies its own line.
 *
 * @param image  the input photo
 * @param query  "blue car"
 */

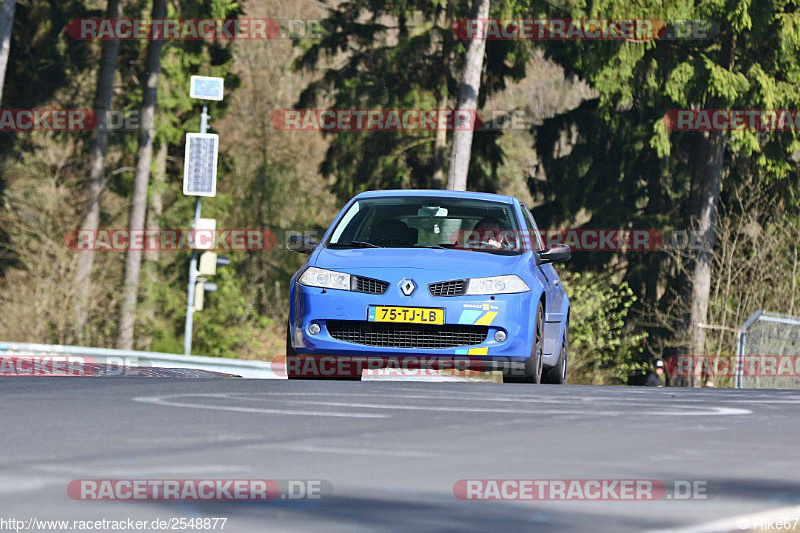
xmin=286 ymin=190 xmax=570 ymax=383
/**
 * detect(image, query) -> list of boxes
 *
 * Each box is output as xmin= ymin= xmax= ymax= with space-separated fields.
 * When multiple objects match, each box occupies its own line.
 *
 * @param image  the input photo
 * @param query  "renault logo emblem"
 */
xmin=399 ymin=279 xmax=416 ymax=296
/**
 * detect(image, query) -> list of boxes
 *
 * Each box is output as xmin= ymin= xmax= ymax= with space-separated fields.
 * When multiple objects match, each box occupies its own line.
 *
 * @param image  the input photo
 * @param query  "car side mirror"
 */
xmin=287 ymin=235 xmax=317 ymax=254
xmin=538 ymin=244 xmax=570 ymax=264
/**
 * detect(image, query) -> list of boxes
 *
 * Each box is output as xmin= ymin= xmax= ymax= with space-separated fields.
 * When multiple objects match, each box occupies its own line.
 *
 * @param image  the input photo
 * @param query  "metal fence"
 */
xmin=0 ymin=341 xmax=278 ymax=379
xmin=736 ymin=311 xmax=800 ymax=389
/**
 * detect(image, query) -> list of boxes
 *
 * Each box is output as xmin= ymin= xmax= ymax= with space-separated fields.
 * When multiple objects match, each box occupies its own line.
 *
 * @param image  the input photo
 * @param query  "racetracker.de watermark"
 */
xmin=0 ymin=109 xmax=155 ymax=132
xmin=452 ymin=229 xmax=712 ymax=252
xmin=68 ymin=479 xmax=332 ymax=501
xmin=456 ymin=229 xmax=664 ymax=251
xmin=270 ymin=109 xmax=531 ymax=132
xmin=67 ymin=18 xmax=331 ymax=40
xmin=65 ymin=229 xmax=280 ymax=252
xmin=665 ymin=355 xmax=800 ymax=378
xmin=0 ymin=355 xmax=149 ymax=376
xmin=0 ymin=109 xmax=97 ymax=131
xmin=454 ymin=479 xmax=710 ymax=500
xmin=665 ymin=109 xmax=800 ymax=131
xmin=276 ymin=355 xmax=492 ymax=379
xmin=453 ymin=18 xmax=717 ymax=40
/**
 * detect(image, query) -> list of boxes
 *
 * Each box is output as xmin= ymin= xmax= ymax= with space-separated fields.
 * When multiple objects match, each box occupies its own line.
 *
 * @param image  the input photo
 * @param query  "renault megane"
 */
xmin=286 ymin=190 xmax=570 ymax=383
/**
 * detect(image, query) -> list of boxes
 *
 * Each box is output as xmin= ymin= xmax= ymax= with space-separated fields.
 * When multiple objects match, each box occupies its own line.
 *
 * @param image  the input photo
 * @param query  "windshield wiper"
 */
xmin=413 ymin=244 xmax=447 ymax=249
xmin=329 ymin=241 xmax=381 ymax=248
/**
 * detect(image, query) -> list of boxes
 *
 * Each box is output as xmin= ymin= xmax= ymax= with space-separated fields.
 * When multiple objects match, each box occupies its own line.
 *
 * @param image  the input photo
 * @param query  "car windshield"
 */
xmin=327 ymin=196 xmax=526 ymax=253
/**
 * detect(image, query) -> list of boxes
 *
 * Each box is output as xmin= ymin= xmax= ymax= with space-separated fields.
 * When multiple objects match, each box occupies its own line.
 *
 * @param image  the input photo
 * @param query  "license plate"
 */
xmin=368 ymin=306 xmax=444 ymax=325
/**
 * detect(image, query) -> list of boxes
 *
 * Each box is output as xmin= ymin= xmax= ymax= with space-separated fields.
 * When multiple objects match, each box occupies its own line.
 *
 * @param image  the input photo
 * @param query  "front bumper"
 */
xmin=291 ymin=278 xmax=535 ymax=365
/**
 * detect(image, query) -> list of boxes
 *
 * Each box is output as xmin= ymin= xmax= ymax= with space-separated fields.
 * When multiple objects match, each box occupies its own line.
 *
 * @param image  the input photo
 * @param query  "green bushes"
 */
xmin=560 ymin=270 xmax=648 ymax=385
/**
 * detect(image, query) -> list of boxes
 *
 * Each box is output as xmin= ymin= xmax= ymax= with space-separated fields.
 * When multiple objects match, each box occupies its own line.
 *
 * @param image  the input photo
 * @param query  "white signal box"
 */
xmin=190 ymin=217 xmax=216 ymax=250
xmin=198 ymin=252 xmax=218 ymax=276
xmin=193 ymin=281 xmax=205 ymax=311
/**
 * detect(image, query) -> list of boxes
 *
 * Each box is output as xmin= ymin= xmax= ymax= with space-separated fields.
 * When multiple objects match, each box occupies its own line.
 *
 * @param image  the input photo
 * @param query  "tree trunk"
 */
xmin=73 ymin=0 xmax=122 ymax=343
xmin=686 ymin=130 xmax=726 ymax=384
xmin=431 ymin=0 xmax=456 ymax=187
xmin=139 ymin=142 xmax=166 ymax=350
xmin=145 ymin=142 xmax=165 ymax=265
xmin=445 ymin=0 xmax=489 ymax=191
xmin=0 ymin=0 xmax=15 ymax=104
xmin=117 ymin=0 xmax=166 ymax=349
xmin=643 ymin=157 xmax=668 ymax=304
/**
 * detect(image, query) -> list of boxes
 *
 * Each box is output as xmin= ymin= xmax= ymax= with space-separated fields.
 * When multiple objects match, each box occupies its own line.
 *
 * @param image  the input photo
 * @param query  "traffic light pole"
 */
xmin=183 ymin=103 xmax=208 ymax=356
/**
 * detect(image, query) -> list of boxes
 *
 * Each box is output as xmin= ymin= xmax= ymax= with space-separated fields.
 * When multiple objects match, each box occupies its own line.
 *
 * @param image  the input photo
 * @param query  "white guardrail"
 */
xmin=0 ymin=341 xmax=280 ymax=379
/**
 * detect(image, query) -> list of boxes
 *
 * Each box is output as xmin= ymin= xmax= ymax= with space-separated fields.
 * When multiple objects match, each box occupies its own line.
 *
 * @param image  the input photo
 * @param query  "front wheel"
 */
xmin=544 ymin=324 xmax=568 ymax=384
xmin=285 ymin=320 xmax=296 ymax=356
xmin=286 ymin=321 xmax=307 ymax=380
xmin=506 ymin=301 xmax=544 ymax=384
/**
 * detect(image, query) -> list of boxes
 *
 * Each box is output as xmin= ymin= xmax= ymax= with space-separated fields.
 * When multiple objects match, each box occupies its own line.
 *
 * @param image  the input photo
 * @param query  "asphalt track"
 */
xmin=0 ymin=377 xmax=799 ymax=532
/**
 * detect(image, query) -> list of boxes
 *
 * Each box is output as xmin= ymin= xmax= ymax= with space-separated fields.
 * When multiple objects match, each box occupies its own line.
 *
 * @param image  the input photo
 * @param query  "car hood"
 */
xmin=313 ymin=247 xmax=524 ymax=277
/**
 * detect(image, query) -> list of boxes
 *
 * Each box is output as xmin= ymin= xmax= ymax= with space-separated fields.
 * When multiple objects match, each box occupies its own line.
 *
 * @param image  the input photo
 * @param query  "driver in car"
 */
xmin=472 ymin=217 xmax=513 ymax=249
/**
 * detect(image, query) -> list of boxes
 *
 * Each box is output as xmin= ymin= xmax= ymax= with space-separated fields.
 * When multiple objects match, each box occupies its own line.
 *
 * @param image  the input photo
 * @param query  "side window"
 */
xmin=521 ymin=205 xmax=545 ymax=251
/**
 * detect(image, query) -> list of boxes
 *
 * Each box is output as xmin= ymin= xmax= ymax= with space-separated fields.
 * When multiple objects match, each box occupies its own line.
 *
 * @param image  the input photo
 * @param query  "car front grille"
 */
xmin=326 ymin=321 xmax=487 ymax=349
xmin=353 ymin=276 xmax=389 ymax=295
xmin=428 ymin=280 xmax=466 ymax=296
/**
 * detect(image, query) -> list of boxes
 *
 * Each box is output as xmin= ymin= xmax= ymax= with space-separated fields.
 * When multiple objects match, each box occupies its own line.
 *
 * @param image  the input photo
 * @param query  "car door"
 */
xmin=521 ymin=205 xmax=564 ymax=355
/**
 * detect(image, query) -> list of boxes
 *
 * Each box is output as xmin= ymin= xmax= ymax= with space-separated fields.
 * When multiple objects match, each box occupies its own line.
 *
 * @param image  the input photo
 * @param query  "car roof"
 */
xmin=353 ymin=189 xmax=517 ymax=204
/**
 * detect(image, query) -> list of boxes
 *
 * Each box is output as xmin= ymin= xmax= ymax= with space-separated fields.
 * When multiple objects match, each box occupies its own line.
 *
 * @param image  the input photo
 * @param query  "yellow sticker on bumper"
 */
xmin=474 ymin=311 xmax=497 ymax=326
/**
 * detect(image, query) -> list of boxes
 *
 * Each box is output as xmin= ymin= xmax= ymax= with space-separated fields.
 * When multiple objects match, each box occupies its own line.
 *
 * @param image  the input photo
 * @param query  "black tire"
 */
xmin=544 ymin=324 xmax=568 ymax=384
xmin=285 ymin=321 xmax=306 ymax=380
xmin=506 ymin=301 xmax=544 ymax=384
xmin=286 ymin=320 xmax=296 ymax=356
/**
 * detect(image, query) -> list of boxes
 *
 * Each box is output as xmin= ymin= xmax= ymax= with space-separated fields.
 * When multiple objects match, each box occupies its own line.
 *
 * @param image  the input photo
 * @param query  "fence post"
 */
xmin=736 ymin=310 xmax=764 ymax=389
xmin=735 ymin=329 xmax=744 ymax=389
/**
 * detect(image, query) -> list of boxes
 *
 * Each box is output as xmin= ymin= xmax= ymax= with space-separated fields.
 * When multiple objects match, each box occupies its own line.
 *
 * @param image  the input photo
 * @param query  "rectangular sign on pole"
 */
xmin=190 ymin=76 xmax=224 ymax=101
xmin=183 ymin=133 xmax=219 ymax=197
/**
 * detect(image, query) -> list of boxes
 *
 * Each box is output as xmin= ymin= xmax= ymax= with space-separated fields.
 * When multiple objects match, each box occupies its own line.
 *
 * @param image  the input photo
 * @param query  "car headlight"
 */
xmin=298 ymin=267 xmax=351 ymax=290
xmin=465 ymin=275 xmax=529 ymax=295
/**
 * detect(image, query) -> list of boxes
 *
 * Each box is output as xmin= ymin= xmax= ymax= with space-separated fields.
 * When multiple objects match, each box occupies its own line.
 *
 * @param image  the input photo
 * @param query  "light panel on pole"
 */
xmin=183 ymin=133 xmax=219 ymax=197
xmin=190 ymin=76 xmax=224 ymax=101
